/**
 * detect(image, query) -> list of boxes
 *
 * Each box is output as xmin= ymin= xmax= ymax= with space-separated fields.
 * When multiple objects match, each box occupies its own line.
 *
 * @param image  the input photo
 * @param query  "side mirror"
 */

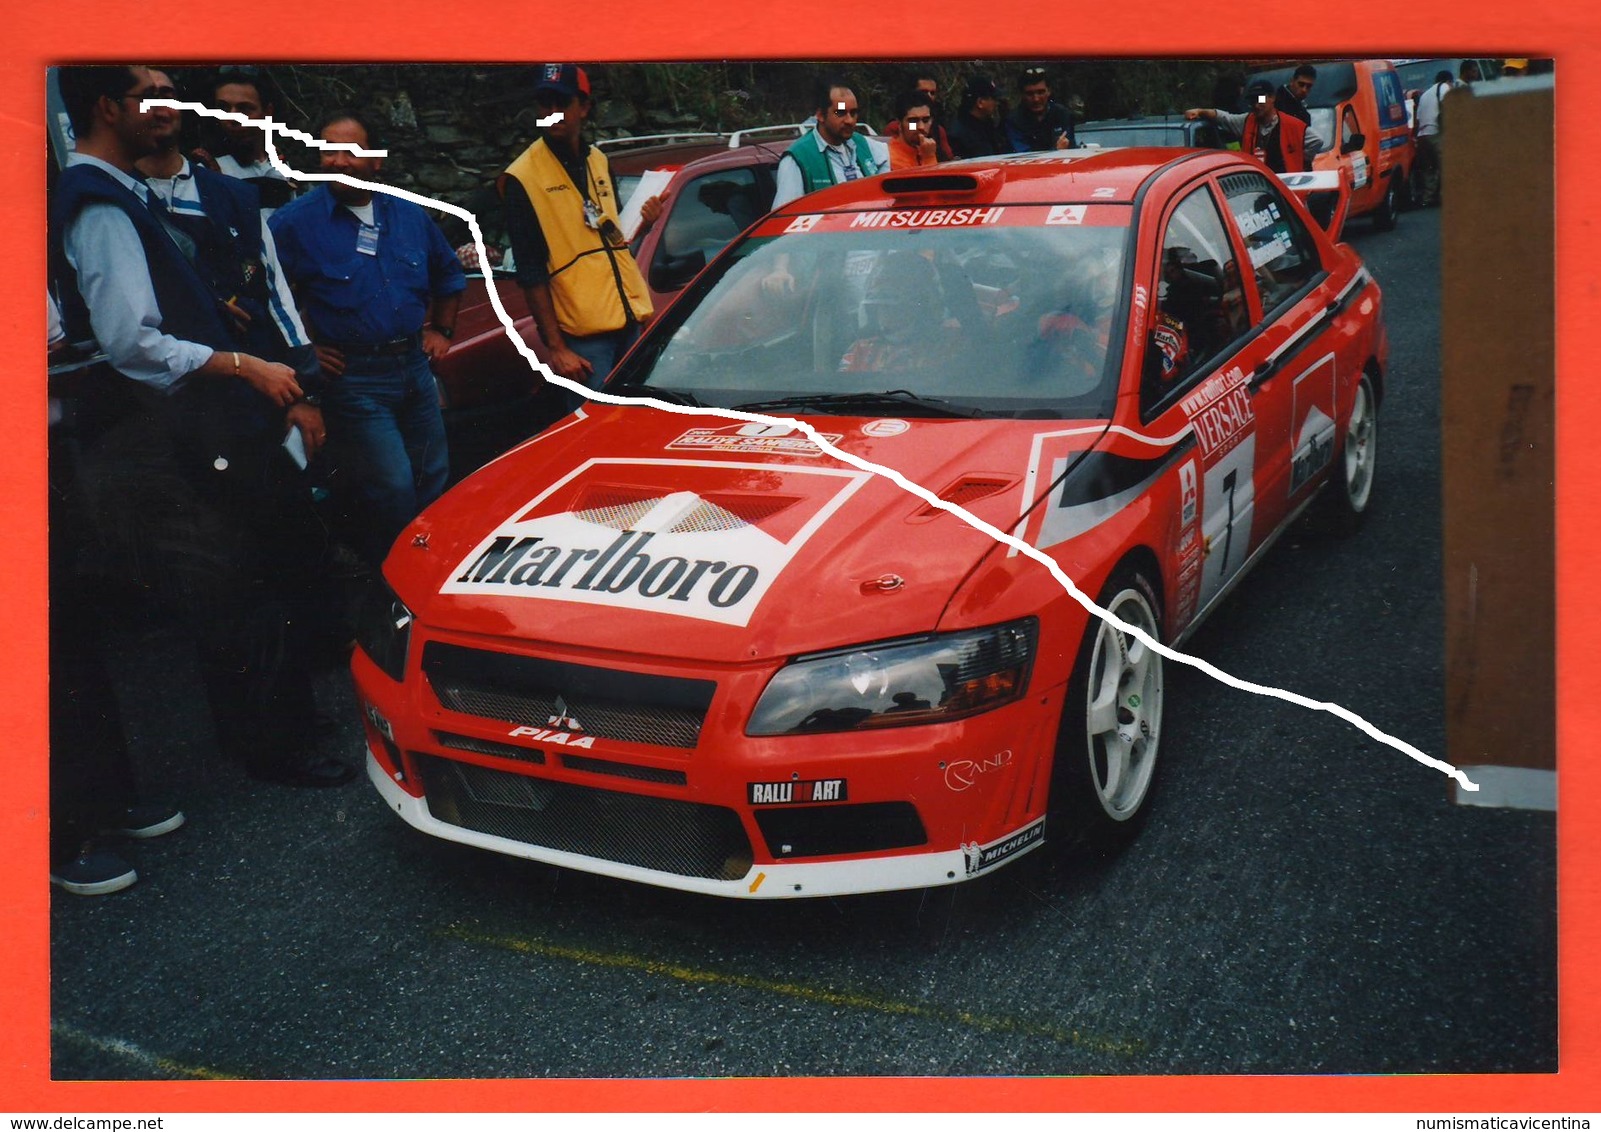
xmin=650 ymin=249 xmax=707 ymax=294
xmin=1341 ymin=132 xmax=1367 ymax=154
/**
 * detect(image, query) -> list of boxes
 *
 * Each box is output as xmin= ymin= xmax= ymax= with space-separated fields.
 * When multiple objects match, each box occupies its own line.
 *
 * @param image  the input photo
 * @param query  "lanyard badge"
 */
xmin=356 ymin=221 xmax=380 ymax=256
xmin=582 ymin=200 xmax=602 ymax=230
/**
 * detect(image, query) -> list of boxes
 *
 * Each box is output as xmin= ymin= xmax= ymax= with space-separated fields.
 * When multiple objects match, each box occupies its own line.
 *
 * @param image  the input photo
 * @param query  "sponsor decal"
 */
xmin=849 ymin=206 xmax=1006 ymax=229
xmin=1178 ymin=366 xmax=1255 ymax=460
xmin=508 ymin=725 xmax=596 ymax=749
xmin=547 ymin=695 xmax=581 ymax=731
xmin=1179 ymin=460 xmax=1198 ymax=527
xmin=443 ymin=460 xmax=871 ymax=626
xmin=785 ymin=214 xmax=821 ymax=233
xmin=1291 ymin=405 xmax=1336 ymax=493
xmin=962 ymin=818 xmax=1046 ymax=875
xmin=1035 ymin=449 xmax=1173 ymax=551
xmin=1045 ymin=204 xmax=1086 ymax=225
xmin=363 ymin=701 xmax=393 ymax=741
xmin=1351 ymin=153 xmax=1371 ymax=190
xmin=1133 ymin=284 xmax=1148 ymax=311
xmin=1249 ymin=235 xmax=1293 ymax=269
xmin=666 ymin=422 xmax=842 ymax=457
xmin=1290 ymin=356 xmax=1338 ymax=495
xmin=1235 ymin=203 xmax=1282 ymax=239
xmin=1152 ymin=312 xmax=1188 ymax=377
xmin=861 ymin=418 xmax=909 ymax=437
xmin=943 ymin=749 xmax=1013 ymax=792
xmin=748 ymin=778 xmax=847 ymax=805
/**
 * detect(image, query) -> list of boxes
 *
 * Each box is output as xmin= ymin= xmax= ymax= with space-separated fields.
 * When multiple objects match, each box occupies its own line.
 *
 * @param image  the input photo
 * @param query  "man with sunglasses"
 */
xmin=1275 ymin=64 xmax=1317 ymax=128
xmin=1006 ymin=66 xmax=1076 ymax=153
xmin=500 ymin=63 xmax=661 ymax=407
xmin=48 ymin=66 xmax=355 ymax=792
xmin=771 ymin=76 xmax=888 ymax=208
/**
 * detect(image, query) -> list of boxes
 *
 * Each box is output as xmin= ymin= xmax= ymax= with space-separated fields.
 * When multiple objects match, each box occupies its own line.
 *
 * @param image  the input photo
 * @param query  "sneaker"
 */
xmin=103 ymin=803 xmax=186 ymax=840
xmin=50 ymin=845 xmax=138 ymax=896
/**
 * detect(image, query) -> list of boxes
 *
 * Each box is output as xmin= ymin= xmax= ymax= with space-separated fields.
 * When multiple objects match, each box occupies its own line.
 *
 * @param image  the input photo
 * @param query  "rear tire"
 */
xmin=1320 ymin=373 xmax=1379 ymax=533
xmin=1052 ymin=565 xmax=1165 ymax=844
xmin=1373 ymin=173 xmax=1401 ymax=231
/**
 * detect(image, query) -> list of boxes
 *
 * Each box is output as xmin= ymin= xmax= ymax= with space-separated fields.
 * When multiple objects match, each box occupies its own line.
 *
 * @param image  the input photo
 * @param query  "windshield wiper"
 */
xmin=628 ymin=386 xmax=708 ymax=407
xmin=731 ymin=389 xmax=981 ymax=419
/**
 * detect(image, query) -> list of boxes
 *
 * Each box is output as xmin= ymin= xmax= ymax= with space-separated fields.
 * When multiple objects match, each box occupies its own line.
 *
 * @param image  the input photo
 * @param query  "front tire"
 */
xmin=1053 ymin=566 xmax=1165 ymax=842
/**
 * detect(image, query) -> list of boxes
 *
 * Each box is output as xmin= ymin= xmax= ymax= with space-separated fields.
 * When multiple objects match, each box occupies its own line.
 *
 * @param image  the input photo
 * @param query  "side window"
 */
xmin=1341 ymin=105 xmax=1358 ymax=149
xmin=1220 ymin=172 xmax=1321 ymax=313
xmin=655 ymin=166 xmax=766 ymax=266
xmin=1143 ymin=185 xmax=1252 ymax=408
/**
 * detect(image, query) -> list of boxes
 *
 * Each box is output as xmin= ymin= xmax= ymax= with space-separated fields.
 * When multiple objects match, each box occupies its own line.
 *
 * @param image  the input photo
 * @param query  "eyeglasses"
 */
xmin=830 ymin=106 xmax=859 ymax=117
xmin=119 ymin=86 xmax=179 ymax=104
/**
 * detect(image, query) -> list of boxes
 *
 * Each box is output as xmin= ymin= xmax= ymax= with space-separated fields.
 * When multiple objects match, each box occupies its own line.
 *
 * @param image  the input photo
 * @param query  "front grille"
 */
xmin=422 ymin=643 xmax=715 ymax=749
xmin=754 ymin=803 xmax=928 ymax=859
xmin=414 ymin=754 xmax=751 ymax=880
xmin=560 ymin=753 xmax=687 ymax=786
xmin=434 ymin=731 xmax=546 ymax=765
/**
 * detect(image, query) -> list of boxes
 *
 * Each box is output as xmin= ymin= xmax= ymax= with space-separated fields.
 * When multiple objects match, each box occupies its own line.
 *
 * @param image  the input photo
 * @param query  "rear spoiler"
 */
xmin=1278 ymin=168 xmax=1350 ymax=242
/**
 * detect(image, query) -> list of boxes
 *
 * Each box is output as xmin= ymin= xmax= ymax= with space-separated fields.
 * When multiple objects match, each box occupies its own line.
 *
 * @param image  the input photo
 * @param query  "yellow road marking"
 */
xmin=442 ymin=925 xmax=1144 ymax=1056
xmin=52 ymin=1024 xmax=237 ymax=1080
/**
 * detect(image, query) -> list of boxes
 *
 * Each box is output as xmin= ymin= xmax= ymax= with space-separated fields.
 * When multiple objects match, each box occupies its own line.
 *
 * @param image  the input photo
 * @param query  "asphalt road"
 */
xmin=48 ymin=204 xmax=1557 ymax=1081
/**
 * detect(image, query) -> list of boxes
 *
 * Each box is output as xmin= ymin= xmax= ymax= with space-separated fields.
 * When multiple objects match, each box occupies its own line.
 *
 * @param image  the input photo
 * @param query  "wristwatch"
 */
xmin=429 ymin=323 xmax=455 ymax=340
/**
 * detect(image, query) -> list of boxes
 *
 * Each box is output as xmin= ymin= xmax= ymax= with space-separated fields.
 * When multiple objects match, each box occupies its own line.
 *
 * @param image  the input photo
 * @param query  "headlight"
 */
xmin=354 ymin=578 xmax=413 ymax=683
xmin=747 ymin=618 xmax=1038 ymax=736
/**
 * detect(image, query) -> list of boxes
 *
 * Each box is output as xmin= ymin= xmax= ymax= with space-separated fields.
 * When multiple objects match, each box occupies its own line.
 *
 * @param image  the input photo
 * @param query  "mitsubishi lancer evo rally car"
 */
xmin=353 ymin=148 xmax=1385 ymax=899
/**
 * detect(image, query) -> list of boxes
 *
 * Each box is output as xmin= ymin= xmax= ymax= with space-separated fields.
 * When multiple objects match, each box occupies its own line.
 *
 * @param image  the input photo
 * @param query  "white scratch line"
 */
xmin=52 ymin=1023 xmax=232 ymax=1079
xmin=180 ymin=105 xmax=1475 ymax=794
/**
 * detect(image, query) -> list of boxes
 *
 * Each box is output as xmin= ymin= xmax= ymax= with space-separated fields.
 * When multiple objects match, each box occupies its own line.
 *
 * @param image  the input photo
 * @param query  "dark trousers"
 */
xmin=68 ymin=374 xmax=330 ymax=776
xmin=49 ymin=424 xmax=136 ymax=864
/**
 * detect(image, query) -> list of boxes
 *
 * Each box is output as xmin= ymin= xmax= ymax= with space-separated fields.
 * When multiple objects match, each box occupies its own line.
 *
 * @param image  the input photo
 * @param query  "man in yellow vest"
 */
xmin=501 ymin=64 xmax=661 ymax=408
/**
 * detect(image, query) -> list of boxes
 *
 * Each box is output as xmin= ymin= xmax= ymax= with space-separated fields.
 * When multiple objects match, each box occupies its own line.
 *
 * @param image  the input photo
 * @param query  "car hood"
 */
xmin=385 ymin=404 xmax=1109 ymax=664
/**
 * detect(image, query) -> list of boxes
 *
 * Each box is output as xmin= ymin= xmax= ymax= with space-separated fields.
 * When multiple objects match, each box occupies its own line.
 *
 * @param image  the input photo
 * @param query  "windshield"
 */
xmin=614 ymin=209 xmax=1133 ymax=419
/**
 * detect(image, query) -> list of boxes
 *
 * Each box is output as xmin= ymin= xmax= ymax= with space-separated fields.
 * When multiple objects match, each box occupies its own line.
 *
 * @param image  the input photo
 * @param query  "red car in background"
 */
xmin=356 ymin=148 xmax=1387 ymax=899
xmin=433 ymin=128 xmax=800 ymax=476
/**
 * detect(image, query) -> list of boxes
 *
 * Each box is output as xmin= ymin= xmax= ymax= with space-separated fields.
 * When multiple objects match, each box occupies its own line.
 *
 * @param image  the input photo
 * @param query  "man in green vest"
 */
xmin=501 ymin=63 xmax=662 ymax=408
xmin=772 ymin=76 xmax=888 ymax=209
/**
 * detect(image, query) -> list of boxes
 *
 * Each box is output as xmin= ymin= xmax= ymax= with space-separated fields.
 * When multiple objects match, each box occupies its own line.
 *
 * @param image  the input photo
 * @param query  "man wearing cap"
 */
xmin=947 ymin=75 xmax=1011 ymax=159
xmin=1185 ymin=80 xmax=1323 ymax=174
xmin=771 ymin=76 xmax=888 ymax=209
xmin=1006 ymin=67 xmax=1076 ymax=152
xmin=501 ymin=64 xmax=662 ymax=405
xmin=270 ymin=108 xmax=466 ymax=566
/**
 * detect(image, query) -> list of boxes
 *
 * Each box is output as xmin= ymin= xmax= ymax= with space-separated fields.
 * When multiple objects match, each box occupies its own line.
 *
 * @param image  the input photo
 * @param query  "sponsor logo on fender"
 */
xmin=962 ymin=818 xmax=1046 ymax=875
xmin=747 ymin=779 xmax=848 ymax=805
xmin=849 ymin=206 xmax=1005 ymax=229
xmin=1179 ymin=366 xmax=1255 ymax=459
xmin=1291 ymin=405 xmax=1336 ymax=493
xmin=944 ymin=749 xmax=1012 ymax=792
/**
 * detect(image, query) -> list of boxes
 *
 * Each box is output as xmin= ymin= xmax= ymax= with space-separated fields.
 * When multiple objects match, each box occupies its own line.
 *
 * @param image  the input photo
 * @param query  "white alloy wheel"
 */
xmin=1080 ymin=582 xmax=1164 ymax=822
xmin=1342 ymin=376 xmax=1378 ymax=513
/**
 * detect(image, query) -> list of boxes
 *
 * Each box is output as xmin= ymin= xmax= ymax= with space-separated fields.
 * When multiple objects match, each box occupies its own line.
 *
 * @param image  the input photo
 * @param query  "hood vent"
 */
xmin=913 ymin=476 xmax=1015 ymax=519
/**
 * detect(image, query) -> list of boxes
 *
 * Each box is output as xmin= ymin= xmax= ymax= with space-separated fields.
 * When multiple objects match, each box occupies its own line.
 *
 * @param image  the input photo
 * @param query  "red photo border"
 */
xmin=5 ymin=1 xmax=1594 ymax=1113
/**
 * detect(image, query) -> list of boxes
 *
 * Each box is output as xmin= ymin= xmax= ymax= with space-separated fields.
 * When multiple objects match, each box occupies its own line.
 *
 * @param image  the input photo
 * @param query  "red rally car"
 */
xmin=353 ymin=148 xmax=1387 ymax=899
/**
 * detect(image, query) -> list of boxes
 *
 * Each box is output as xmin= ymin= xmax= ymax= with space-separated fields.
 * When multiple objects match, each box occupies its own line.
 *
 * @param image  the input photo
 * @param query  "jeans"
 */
xmin=563 ymin=323 xmax=642 ymax=411
xmin=324 ymin=346 xmax=450 ymax=565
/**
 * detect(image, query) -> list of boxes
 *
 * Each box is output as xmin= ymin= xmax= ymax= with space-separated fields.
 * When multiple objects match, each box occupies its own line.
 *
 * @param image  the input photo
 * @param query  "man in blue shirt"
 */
xmin=270 ymin=110 xmax=466 ymax=566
